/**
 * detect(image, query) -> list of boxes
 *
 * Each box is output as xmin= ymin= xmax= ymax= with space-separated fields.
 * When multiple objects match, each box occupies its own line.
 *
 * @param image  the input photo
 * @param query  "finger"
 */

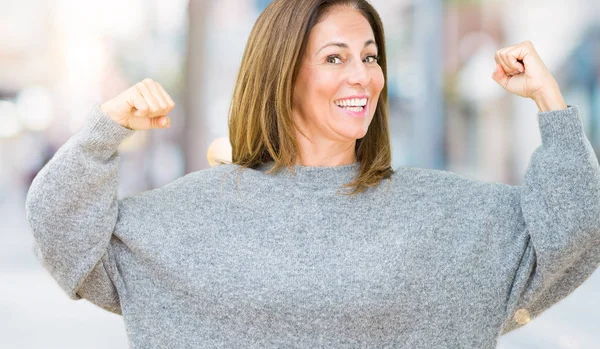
xmin=492 ymin=63 xmax=509 ymax=87
xmin=132 ymin=91 xmax=149 ymax=117
xmin=136 ymin=80 xmax=161 ymax=116
xmin=502 ymin=47 xmax=525 ymax=75
xmin=494 ymin=51 xmax=510 ymax=76
xmin=155 ymin=82 xmax=176 ymax=113
xmin=146 ymin=80 xmax=168 ymax=110
xmin=494 ymin=50 xmax=506 ymax=72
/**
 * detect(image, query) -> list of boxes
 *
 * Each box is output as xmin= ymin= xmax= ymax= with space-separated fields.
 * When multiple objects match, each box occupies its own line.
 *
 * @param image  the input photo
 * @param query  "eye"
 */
xmin=364 ymin=55 xmax=379 ymax=63
xmin=326 ymin=55 xmax=343 ymax=64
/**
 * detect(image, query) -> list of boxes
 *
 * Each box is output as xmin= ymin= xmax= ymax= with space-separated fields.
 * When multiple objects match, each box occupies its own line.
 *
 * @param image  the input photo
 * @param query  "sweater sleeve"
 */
xmin=25 ymin=103 xmax=136 ymax=315
xmin=500 ymin=105 xmax=600 ymax=334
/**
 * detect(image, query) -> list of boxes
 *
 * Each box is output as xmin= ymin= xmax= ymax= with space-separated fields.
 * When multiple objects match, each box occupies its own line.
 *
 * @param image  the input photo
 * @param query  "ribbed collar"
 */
xmin=255 ymin=161 xmax=361 ymax=189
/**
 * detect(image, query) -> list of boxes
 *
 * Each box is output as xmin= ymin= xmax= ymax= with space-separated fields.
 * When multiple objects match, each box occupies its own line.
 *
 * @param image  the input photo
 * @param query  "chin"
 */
xmin=339 ymin=128 xmax=368 ymax=140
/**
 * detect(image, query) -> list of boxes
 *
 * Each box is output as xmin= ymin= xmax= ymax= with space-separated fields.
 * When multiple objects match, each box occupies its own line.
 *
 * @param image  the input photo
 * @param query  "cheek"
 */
xmin=371 ymin=68 xmax=385 ymax=96
xmin=298 ymin=69 xmax=340 ymax=107
xmin=312 ymin=72 xmax=341 ymax=99
xmin=365 ymin=68 xmax=385 ymax=116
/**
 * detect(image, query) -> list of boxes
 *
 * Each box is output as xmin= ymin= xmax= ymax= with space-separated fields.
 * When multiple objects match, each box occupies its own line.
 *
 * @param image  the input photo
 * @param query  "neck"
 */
xmin=295 ymin=130 xmax=357 ymax=167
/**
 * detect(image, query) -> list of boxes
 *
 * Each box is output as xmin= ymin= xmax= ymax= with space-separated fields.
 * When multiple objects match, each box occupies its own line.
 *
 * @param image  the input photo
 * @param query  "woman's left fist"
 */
xmin=491 ymin=40 xmax=557 ymax=100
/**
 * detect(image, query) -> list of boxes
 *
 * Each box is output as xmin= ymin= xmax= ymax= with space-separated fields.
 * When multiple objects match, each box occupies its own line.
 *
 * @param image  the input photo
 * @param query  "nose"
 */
xmin=346 ymin=58 xmax=371 ymax=86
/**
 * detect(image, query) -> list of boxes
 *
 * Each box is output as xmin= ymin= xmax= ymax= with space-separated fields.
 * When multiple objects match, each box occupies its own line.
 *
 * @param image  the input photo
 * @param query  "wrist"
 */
xmin=531 ymin=81 xmax=568 ymax=112
xmin=99 ymin=102 xmax=134 ymax=130
xmin=100 ymin=102 xmax=114 ymax=119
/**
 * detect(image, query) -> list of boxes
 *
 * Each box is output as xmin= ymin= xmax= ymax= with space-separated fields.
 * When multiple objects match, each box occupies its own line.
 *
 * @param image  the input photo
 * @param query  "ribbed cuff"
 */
xmin=538 ymin=105 xmax=586 ymax=152
xmin=74 ymin=103 xmax=136 ymax=157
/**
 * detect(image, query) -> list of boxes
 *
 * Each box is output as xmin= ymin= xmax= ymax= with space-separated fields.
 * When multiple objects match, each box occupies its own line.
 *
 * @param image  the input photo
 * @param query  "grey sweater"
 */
xmin=25 ymin=103 xmax=600 ymax=348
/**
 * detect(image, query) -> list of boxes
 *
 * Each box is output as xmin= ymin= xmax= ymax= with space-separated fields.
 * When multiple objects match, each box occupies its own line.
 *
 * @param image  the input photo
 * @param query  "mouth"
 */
xmin=333 ymin=96 xmax=368 ymax=117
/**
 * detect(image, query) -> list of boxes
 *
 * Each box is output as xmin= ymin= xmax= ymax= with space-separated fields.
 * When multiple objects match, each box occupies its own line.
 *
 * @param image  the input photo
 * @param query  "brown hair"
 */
xmin=219 ymin=0 xmax=394 ymax=195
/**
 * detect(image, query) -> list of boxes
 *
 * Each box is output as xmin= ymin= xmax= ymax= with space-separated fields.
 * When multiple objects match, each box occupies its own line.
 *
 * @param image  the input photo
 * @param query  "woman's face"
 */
xmin=292 ymin=6 xmax=384 ymax=143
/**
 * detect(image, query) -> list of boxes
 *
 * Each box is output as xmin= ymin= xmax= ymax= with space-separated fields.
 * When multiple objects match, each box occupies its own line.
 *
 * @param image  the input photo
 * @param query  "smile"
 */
xmin=334 ymin=96 xmax=369 ymax=117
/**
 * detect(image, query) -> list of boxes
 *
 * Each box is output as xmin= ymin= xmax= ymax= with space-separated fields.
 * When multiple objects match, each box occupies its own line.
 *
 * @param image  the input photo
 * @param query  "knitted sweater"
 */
xmin=25 ymin=103 xmax=600 ymax=348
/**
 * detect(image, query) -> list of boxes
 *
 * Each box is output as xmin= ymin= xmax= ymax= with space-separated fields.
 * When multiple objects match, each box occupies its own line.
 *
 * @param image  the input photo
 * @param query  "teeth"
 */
xmin=344 ymin=106 xmax=364 ymax=112
xmin=335 ymin=98 xmax=367 ymax=107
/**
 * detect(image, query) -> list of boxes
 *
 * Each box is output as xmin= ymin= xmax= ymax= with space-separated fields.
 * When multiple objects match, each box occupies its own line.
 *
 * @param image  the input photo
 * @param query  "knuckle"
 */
xmin=142 ymin=78 xmax=154 ymax=84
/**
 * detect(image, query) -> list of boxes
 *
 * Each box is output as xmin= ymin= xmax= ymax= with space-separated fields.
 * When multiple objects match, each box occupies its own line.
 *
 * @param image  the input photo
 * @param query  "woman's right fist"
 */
xmin=100 ymin=78 xmax=175 ymax=130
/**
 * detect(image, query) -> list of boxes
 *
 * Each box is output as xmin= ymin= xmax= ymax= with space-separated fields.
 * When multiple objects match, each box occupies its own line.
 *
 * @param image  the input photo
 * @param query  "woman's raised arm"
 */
xmin=489 ymin=41 xmax=600 ymax=334
xmin=500 ymin=104 xmax=600 ymax=334
xmin=25 ymin=79 xmax=175 ymax=314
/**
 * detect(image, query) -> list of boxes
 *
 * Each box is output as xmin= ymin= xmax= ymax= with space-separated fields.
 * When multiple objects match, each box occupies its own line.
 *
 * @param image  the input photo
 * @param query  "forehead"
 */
xmin=308 ymin=6 xmax=375 ymax=49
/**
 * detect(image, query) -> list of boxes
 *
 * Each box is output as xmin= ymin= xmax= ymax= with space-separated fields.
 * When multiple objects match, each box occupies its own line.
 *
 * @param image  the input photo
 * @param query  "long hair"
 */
xmin=221 ymin=0 xmax=394 ymax=195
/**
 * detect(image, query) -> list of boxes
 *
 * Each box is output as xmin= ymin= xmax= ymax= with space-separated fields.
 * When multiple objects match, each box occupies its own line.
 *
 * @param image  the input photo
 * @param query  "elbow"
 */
xmin=24 ymin=182 xmax=55 ymax=248
xmin=581 ymin=189 xmax=600 ymax=239
xmin=24 ymin=186 xmax=41 ymax=236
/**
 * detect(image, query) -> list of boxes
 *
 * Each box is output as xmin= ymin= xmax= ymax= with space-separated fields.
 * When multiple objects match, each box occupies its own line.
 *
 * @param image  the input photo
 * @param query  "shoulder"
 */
xmin=119 ymin=164 xmax=248 ymax=207
xmin=383 ymin=166 xmax=522 ymax=231
xmin=389 ymin=165 xmax=518 ymax=206
xmin=391 ymin=164 xmax=509 ymax=188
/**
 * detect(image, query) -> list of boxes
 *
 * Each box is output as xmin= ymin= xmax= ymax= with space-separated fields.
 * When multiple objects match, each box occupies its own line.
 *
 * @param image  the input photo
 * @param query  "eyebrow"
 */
xmin=316 ymin=39 xmax=377 ymax=55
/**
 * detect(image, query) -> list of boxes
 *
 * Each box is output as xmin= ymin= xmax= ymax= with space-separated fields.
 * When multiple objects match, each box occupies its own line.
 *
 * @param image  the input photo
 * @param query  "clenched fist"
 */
xmin=492 ymin=40 xmax=567 ymax=112
xmin=100 ymin=78 xmax=176 ymax=130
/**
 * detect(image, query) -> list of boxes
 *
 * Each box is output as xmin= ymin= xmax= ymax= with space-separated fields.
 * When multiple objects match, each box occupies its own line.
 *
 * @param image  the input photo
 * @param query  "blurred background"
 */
xmin=1 ymin=0 xmax=599 ymax=348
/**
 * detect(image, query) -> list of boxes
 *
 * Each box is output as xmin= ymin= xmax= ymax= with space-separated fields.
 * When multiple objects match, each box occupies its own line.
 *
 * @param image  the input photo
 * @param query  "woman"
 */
xmin=26 ymin=0 xmax=600 ymax=348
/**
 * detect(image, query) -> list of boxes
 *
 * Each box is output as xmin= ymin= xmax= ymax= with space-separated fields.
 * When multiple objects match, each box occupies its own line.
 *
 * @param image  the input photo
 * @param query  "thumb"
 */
xmin=154 ymin=116 xmax=171 ymax=129
xmin=126 ymin=115 xmax=170 ymax=130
